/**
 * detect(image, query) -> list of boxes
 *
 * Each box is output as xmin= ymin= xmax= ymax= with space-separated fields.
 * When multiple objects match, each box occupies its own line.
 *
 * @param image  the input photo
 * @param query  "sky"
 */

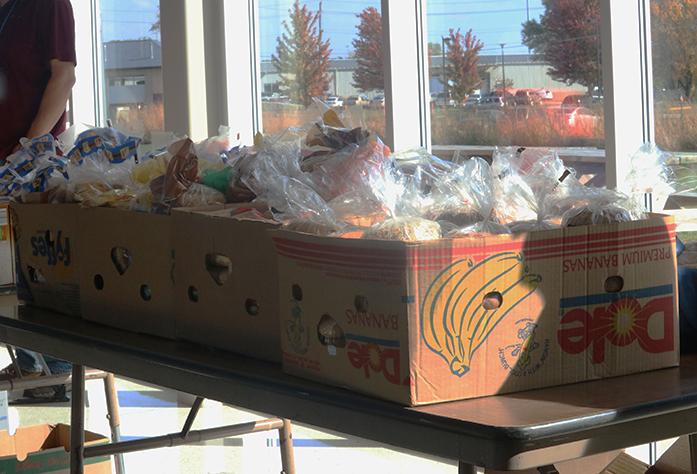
xmin=100 ymin=0 xmax=544 ymax=58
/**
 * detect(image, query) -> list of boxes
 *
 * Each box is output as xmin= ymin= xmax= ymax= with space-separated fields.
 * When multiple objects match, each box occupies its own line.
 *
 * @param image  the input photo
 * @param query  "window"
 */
xmin=258 ymin=0 xmax=385 ymax=136
xmin=651 ymin=0 xmax=697 ymax=155
xmin=426 ymin=0 xmax=605 ymax=153
xmin=100 ymin=0 xmax=164 ymax=134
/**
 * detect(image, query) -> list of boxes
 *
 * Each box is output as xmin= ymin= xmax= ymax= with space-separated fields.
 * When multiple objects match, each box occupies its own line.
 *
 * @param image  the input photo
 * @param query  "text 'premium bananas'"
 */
xmin=422 ymin=252 xmax=541 ymax=377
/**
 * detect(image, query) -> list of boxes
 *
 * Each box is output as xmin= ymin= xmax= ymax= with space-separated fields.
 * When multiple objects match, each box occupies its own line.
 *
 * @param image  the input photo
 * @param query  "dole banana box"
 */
xmin=274 ymin=215 xmax=679 ymax=406
xmin=79 ymin=207 xmax=176 ymax=339
xmin=10 ymin=203 xmax=81 ymax=316
xmin=172 ymin=205 xmax=281 ymax=362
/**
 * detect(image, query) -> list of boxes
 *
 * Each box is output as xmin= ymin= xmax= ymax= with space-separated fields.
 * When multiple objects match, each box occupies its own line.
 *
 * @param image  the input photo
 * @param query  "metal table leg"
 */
xmin=70 ymin=364 xmax=85 ymax=474
xmin=279 ymin=419 xmax=295 ymax=474
xmin=689 ymin=433 xmax=697 ymax=474
xmin=458 ymin=461 xmax=477 ymax=474
xmin=103 ymin=373 xmax=125 ymax=474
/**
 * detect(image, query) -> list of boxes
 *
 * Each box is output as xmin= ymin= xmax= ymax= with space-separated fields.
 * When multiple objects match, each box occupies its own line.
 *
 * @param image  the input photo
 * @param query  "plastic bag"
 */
xmin=66 ymin=128 xmax=140 ymax=165
xmin=364 ymin=217 xmax=442 ymax=242
xmin=178 ymin=183 xmax=226 ymax=208
xmin=561 ymin=187 xmax=644 ymax=227
xmin=491 ymin=148 xmax=538 ymax=224
xmin=625 ymin=143 xmax=675 ymax=212
xmin=150 ymin=138 xmax=198 ymax=212
xmin=195 ymin=126 xmax=240 ymax=163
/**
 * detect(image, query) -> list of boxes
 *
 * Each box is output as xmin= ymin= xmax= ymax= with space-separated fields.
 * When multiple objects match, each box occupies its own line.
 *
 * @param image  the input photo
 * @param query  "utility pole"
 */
xmin=442 ymin=36 xmax=450 ymax=106
xmin=500 ymin=43 xmax=507 ymax=105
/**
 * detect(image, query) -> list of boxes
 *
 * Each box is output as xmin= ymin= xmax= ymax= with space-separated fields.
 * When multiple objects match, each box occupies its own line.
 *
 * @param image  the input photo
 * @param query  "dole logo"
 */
xmin=30 ymin=230 xmax=71 ymax=267
xmin=558 ymin=285 xmax=674 ymax=364
xmin=346 ymin=336 xmax=407 ymax=386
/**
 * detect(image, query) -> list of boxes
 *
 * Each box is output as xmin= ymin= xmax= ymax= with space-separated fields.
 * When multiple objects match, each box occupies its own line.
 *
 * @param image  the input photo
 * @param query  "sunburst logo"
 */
xmin=603 ymin=298 xmax=643 ymax=347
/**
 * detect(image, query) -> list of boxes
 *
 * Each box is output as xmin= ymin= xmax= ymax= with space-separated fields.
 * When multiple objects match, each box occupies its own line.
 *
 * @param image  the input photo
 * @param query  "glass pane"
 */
xmin=100 ymin=0 xmax=164 ymax=135
xmin=651 ymin=1 xmax=697 ymax=154
xmin=259 ymin=0 xmax=385 ymax=137
xmin=427 ymin=0 xmax=605 ymax=153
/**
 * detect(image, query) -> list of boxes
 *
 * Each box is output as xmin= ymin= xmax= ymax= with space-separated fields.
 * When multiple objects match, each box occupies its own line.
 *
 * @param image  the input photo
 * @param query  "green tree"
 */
xmin=272 ymin=0 xmax=332 ymax=106
xmin=522 ymin=0 xmax=601 ymax=92
xmin=352 ymin=7 xmax=384 ymax=92
xmin=652 ymin=0 xmax=697 ymax=100
xmin=445 ymin=29 xmax=485 ymax=104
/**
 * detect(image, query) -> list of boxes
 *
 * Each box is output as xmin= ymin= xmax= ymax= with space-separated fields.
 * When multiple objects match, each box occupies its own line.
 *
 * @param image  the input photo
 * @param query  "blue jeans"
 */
xmin=679 ymin=266 xmax=697 ymax=352
xmin=15 ymin=349 xmax=71 ymax=374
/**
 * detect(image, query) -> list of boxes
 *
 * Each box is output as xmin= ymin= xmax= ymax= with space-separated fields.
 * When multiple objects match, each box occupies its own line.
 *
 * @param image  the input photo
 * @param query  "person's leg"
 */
xmin=678 ymin=266 xmax=697 ymax=352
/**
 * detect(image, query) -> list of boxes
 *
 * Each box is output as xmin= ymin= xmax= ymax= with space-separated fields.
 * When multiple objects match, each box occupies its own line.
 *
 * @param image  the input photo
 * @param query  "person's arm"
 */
xmin=25 ymin=59 xmax=75 ymax=139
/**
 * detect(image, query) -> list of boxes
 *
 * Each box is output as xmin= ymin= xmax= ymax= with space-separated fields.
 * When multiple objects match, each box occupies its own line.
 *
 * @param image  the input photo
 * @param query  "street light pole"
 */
xmin=500 ymin=43 xmax=506 ymax=105
xmin=442 ymin=36 xmax=447 ymax=106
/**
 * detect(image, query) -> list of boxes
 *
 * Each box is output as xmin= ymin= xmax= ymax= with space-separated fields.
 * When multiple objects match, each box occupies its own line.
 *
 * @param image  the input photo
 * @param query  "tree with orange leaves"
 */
xmin=273 ymin=0 xmax=332 ymax=106
xmin=445 ymin=28 xmax=485 ymax=104
xmin=352 ymin=7 xmax=384 ymax=92
xmin=652 ymin=0 xmax=697 ymax=100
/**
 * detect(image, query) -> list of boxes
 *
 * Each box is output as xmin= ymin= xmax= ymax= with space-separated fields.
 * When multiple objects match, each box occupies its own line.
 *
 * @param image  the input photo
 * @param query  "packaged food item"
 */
xmin=561 ymin=187 xmax=643 ymax=227
xmin=151 ymin=138 xmax=198 ymax=212
xmin=364 ymin=217 xmax=442 ymax=242
xmin=178 ymin=183 xmax=226 ymax=207
xmin=66 ymin=128 xmax=140 ymax=165
xmin=491 ymin=148 xmax=538 ymax=224
xmin=625 ymin=143 xmax=675 ymax=211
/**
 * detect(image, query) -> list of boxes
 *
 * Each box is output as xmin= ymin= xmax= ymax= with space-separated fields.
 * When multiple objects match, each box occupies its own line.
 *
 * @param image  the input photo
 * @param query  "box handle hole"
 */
xmin=482 ymin=292 xmax=503 ymax=310
xmin=27 ymin=266 xmax=46 ymax=284
xmin=111 ymin=247 xmax=132 ymax=276
xmin=245 ymin=298 xmax=259 ymax=316
xmin=317 ymin=314 xmax=346 ymax=348
xmin=605 ymin=276 xmax=624 ymax=293
xmin=94 ymin=274 xmax=104 ymax=291
xmin=292 ymin=284 xmax=303 ymax=301
xmin=140 ymin=284 xmax=152 ymax=301
xmin=188 ymin=286 xmax=199 ymax=303
xmin=354 ymin=295 xmax=369 ymax=312
xmin=205 ymin=254 xmax=232 ymax=286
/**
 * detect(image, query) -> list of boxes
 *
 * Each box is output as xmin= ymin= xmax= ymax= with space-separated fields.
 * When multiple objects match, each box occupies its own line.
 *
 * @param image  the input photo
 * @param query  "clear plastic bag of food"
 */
xmin=491 ymin=148 xmax=538 ymax=224
xmin=178 ymin=183 xmax=226 ymax=208
xmin=625 ymin=143 xmax=675 ymax=212
xmin=561 ymin=187 xmax=644 ymax=227
xmin=308 ymin=136 xmax=392 ymax=202
xmin=364 ymin=217 xmax=442 ymax=242
xmin=195 ymin=126 xmax=241 ymax=164
xmin=150 ymin=138 xmax=199 ymax=212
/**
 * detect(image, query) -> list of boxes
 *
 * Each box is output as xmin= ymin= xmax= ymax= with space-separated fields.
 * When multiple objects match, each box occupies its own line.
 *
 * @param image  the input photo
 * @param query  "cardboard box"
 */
xmin=0 ymin=203 xmax=15 ymax=288
xmin=9 ymin=203 xmax=81 ymax=316
xmin=79 ymin=207 xmax=175 ymax=338
xmin=274 ymin=215 xmax=679 ymax=405
xmin=173 ymin=206 xmax=281 ymax=362
xmin=0 ymin=424 xmax=110 ymax=474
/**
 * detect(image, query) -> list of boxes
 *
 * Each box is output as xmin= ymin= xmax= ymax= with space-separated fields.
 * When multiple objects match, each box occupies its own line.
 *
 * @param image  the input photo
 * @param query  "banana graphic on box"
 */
xmin=422 ymin=252 xmax=541 ymax=377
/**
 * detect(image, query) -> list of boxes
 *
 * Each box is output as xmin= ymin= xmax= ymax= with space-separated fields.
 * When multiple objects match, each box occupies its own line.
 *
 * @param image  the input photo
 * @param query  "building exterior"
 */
xmin=103 ymin=40 xmax=585 ymax=115
xmin=103 ymin=39 xmax=164 ymax=127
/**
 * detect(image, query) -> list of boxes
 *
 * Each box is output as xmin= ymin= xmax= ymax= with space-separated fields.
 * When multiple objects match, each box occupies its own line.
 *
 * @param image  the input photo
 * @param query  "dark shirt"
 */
xmin=0 ymin=0 xmax=76 ymax=161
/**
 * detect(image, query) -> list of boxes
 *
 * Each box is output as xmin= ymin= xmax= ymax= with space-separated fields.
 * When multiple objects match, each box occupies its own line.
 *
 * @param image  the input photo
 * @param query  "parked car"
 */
xmin=370 ymin=94 xmax=386 ymax=107
xmin=464 ymin=94 xmax=481 ymax=107
xmin=561 ymin=94 xmax=595 ymax=114
xmin=532 ymin=89 xmax=553 ymax=101
xmin=325 ymin=96 xmax=344 ymax=107
xmin=346 ymin=95 xmax=369 ymax=106
xmin=515 ymin=89 xmax=542 ymax=106
xmin=479 ymin=96 xmax=505 ymax=108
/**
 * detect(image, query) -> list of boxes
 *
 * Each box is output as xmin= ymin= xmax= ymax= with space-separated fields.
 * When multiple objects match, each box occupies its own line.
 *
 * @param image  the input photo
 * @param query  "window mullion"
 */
xmin=381 ymin=0 xmax=431 ymax=152
xmin=600 ymin=0 xmax=655 ymax=190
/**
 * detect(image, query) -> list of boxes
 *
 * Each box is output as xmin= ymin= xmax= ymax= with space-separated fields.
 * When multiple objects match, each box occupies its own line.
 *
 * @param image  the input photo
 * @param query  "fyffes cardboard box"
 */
xmin=78 ymin=207 xmax=175 ymax=338
xmin=172 ymin=205 xmax=281 ymax=362
xmin=9 ymin=203 xmax=81 ymax=316
xmin=0 ymin=424 xmax=110 ymax=474
xmin=274 ymin=215 xmax=679 ymax=406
